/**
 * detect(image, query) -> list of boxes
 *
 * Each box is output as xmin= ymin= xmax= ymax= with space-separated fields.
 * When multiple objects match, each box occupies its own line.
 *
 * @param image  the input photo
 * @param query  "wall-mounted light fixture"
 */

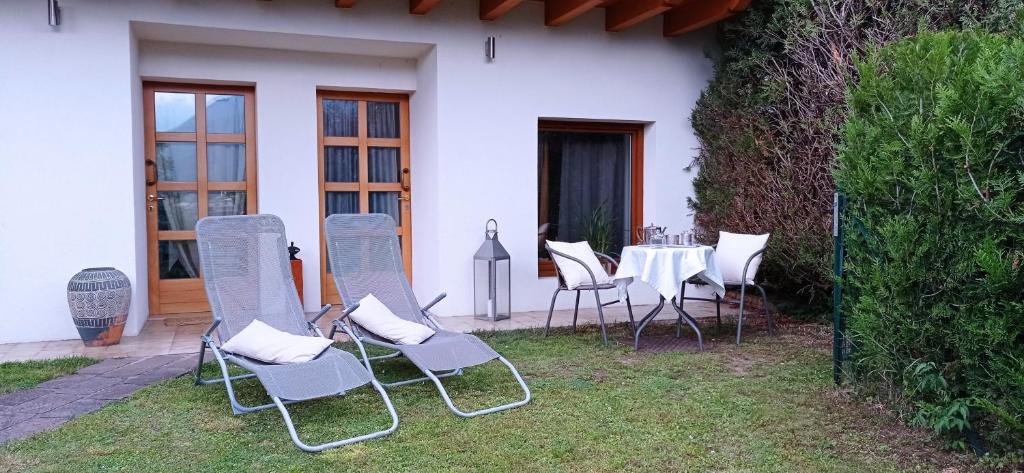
xmin=47 ymin=0 xmax=61 ymax=27
xmin=485 ymin=36 xmax=496 ymax=62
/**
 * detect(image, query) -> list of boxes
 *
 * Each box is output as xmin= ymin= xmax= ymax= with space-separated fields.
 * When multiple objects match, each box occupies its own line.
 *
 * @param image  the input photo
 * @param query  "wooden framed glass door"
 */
xmin=143 ymin=82 xmax=257 ymax=315
xmin=317 ymin=91 xmax=411 ymax=304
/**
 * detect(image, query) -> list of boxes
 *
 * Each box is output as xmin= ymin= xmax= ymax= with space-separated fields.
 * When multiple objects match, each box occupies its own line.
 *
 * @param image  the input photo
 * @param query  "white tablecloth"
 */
xmin=614 ymin=245 xmax=725 ymax=302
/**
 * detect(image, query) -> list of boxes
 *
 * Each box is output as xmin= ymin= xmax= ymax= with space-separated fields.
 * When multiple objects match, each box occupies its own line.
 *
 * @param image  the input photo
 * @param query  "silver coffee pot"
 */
xmin=636 ymin=223 xmax=667 ymax=244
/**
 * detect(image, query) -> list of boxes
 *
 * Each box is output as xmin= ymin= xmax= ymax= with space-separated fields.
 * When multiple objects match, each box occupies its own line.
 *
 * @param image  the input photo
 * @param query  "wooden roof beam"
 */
xmin=335 ymin=0 xmax=356 ymax=7
xmin=480 ymin=0 xmax=525 ymax=21
xmin=606 ymin=0 xmax=683 ymax=32
xmin=663 ymin=0 xmax=751 ymax=36
xmin=545 ymin=0 xmax=604 ymax=27
xmin=410 ymin=0 xmax=442 ymax=15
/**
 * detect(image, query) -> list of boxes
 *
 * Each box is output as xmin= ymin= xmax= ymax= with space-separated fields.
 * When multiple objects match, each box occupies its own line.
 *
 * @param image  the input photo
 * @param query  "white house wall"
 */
xmin=0 ymin=0 xmax=714 ymax=344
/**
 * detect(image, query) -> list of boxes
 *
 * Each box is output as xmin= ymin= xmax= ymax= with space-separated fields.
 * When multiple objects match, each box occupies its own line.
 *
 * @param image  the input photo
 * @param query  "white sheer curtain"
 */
xmin=207 ymin=144 xmax=246 ymax=181
xmin=159 ymin=193 xmax=200 ymax=278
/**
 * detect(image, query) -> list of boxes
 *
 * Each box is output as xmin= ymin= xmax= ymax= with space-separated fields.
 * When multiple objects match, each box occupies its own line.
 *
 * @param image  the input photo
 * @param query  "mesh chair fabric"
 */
xmin=325 ymin=214 xmax=499 ymax=371
xmin=196 ymin=215 xmax=309 ymax=342
xmin=324 ymin=214 xmax=424 ymax=323
xmin=228 ymin=348 xmax=371 ymax=401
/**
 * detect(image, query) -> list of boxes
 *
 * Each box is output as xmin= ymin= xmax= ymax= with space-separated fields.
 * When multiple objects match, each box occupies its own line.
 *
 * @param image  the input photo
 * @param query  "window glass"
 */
xmin=207 ymin=144 xmax=245 ymax=182
xmin=538 ymin=130 xmax=632 ymax=260
xmin=155 ymin=92 xmax=196 ymax=132
xmin=206 ymin=94 xmax=245 ymax=134
xmin=367 ymin=102 xmax=400 ymax=138
xmin=323 ymin=99 xmax=358 ymax=137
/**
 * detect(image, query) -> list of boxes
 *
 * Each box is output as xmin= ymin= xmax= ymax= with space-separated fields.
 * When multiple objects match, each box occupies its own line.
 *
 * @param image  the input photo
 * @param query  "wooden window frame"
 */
xmin=537 ymin=120 xmax=644 ymax=277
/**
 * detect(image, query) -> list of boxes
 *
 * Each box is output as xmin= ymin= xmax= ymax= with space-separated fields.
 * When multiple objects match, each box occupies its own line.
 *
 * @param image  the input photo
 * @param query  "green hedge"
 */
xmin=689 ymin=0 xmax=1022 ymax=309
xmin=836 ymin=30 xmax=1024 ymax=453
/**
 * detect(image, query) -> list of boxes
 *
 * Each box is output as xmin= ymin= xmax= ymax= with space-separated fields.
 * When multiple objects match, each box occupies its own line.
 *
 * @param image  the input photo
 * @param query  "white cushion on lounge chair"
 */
xmin=350 ymin=294 xmax=435 ymax=345
xmin=220 ymin=320 xmax=333 ymax=364
xmin=715 ymin=231 xmax=770 ymax=284
xmin=547 ymin=240 xmax=613 ymax=290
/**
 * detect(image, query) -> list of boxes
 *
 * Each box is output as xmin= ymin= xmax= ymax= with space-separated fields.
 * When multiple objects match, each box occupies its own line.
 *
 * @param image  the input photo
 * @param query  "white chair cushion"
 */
xmin=220 ymin=320 xmax=333 ymax=364
xmin=715 ymin=231 xmax=770 ymax=284
xmin=349 ymin=294 xmax=435 ymax=345
xmin=547 ymin=240 xmax=613 ymax=290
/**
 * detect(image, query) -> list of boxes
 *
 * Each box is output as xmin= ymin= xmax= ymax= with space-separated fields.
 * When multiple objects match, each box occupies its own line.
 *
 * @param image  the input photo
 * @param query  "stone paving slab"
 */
xmin=0 ymin=354 xmax=193 ymax=444
xmin=76 ymin=357 xmax=138 ymax=375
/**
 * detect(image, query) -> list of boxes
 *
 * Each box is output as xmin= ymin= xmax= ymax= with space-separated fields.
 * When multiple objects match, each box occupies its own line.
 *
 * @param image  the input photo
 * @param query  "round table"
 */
xmin=613 ymin=245 xmax=725 ymax=350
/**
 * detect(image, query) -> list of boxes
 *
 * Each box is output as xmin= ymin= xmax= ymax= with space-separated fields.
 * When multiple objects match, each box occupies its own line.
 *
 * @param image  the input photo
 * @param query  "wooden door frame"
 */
xmin=143 ymin=81 xmax=258 ymax=316
xmin=317 ymin=90 xmax=412 ymax=304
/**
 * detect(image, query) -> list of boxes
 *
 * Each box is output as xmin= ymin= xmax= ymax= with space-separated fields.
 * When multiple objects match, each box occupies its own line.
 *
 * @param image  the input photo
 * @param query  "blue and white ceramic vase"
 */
xmin=67 ymin=267 xmax=131 ymax=347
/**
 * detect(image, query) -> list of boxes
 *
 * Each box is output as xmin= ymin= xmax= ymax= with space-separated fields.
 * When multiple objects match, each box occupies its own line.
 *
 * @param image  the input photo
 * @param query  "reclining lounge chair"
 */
xmin=324 ymin=213 xmax=531 ymax=418
xmin=193 ymin=214 xmax=398 ymax=452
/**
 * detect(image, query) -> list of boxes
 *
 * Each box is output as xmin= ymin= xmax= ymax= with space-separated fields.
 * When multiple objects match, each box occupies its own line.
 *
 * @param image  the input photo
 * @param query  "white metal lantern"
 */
xmin=473 ymin=219 xmax=511 ymax=321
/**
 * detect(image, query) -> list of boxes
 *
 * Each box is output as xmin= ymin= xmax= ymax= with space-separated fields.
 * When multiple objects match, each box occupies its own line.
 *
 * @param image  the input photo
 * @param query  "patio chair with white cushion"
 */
xmin=543 ymin=240 xmax=635 ymax=346
xmin=193 ymin=215 xmax=398 ymax=452
xmin=324 ymin=213 xmax=531 ymax=418
xmin=680 ymin=231 xmax=774 ymax=345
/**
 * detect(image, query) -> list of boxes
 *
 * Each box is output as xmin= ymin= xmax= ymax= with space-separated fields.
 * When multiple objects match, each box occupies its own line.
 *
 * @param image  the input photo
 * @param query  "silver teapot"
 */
xmin=636 ymin=223 xmax=667 ymax=245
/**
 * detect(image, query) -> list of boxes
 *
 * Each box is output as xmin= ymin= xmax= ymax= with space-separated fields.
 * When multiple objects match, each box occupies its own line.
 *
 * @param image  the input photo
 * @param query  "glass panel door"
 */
xmin=318 ymin=92 xmax=411 ymax=304
xmin=144 ymin=83 xmax=257 ymax=315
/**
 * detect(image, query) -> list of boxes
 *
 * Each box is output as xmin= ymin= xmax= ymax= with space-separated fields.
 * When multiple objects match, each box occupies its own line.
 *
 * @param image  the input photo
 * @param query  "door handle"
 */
xmin=400 ymin=167 xmax=410 ymax=191
xmin=145 ymin=159 xmax=157 ymax=186
xmin=398 ymin=194 xmax=410 ymax=202
xmin=147 ymin=194 xmax=164 ymax=203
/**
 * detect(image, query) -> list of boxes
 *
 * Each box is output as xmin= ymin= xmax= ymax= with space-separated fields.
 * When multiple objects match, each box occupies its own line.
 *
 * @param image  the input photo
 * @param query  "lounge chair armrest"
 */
xmin=204 ymin=318 xmax=222 ymax=339
xmin=546 ymin=244 xmax=601 ymax=288
xmin=740 ymin=248 xmax=767 ymax=284
xmin=335 ymin=303 xmax=361 ymax=323
xmin=332 ymin=320 xmax=375 ymax=373
xmin=327 ymin=303 xmax=364 ymax=339
xmin=422 ymin=311 xmax=446 ymax=330
xmin=310 ymin=304 xmax=333 ymax=323
xmin=421 ymin=292 xmax=447 ymax=312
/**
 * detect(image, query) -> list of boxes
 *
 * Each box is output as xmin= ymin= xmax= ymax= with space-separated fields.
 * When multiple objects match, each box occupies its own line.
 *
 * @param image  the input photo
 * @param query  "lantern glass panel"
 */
xmin=474 ymin=258 xmax=511 ymax=321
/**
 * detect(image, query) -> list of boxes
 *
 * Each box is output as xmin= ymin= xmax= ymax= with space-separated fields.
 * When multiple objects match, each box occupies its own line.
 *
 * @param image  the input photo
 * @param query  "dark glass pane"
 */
xmin=368 ymin=147 xmax=400 ymax=183
xmin=370 ymin=191 xmax=401 ymax=225
xmin=323 ymin=99 xmax=358 ymax=137
xmin=206 ymin=94 xmax=244 ymax=134
xmin=367 ymin=101 xmax=399 ymax=138
xmin=207 ymin=144 xmax=245 ymax=182
xmin=156 ymin=142 xmax=197 ymax=182
xmin=537 ymin=130 xmax=631 ymax=255
xmin=159 ymin=240 xmax=200 ymax=279
xmin=155 ymin=92 xmax=196 ymax=132
xmin=324 ymin=147 xmax=358 ymax=183
xmin=325 ymin=192 xmax=359 ymax=216
xmin=208 ymin=191 xmax=246 ymax=217
xmin=157 ymin=192 xmax=198 ymax=231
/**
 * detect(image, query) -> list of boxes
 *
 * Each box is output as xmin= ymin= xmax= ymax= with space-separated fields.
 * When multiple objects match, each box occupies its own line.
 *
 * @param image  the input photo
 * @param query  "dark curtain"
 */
xmin=367 ymin=102 xmax=399 ymax=138
xmin=543 ymin=132 xmax=629 ymax=253
xmin=323 ymin=99 xmax=358 ymax=137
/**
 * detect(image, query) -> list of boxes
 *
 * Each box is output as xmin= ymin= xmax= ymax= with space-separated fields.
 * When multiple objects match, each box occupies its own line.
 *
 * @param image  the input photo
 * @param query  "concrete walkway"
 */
xmin=0 ymin=301 xmax=740 ymax=362
xmin=0 ymin=354 xmax=197 ymax=444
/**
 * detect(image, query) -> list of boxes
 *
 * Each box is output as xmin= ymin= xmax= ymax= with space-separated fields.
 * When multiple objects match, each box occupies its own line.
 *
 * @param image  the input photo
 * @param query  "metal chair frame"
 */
xmin=680 ymin=246 xmax=774 ymax=344
xmin=328 ymin=293 xmax=532 ymax=418
xmin=193 ymin=304 xmax=399 ymax=452
xmin=543 ymin=243 xmax=635 ymax=346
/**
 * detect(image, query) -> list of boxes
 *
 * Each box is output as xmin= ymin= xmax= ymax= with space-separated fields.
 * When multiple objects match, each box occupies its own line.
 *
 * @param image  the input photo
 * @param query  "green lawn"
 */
xmin=0 ymin=324 xmax=973 ymax=472
xmin=0 ymin=357 xmax=95 ymax=395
